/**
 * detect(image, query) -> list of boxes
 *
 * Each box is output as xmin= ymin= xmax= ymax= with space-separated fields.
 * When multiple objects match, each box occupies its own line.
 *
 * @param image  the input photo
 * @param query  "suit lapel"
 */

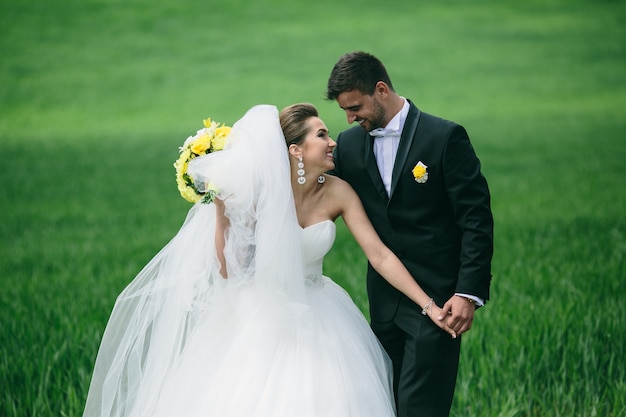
xmin=364 ymin=133 xmax=389 ymax=201
xmin=390 ymin=104 xmax=421 ymax=198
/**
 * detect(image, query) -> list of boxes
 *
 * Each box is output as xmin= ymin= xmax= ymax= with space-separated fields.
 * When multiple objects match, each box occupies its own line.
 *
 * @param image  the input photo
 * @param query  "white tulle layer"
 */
xmin=146 ymin=277 xmax=395 ymax=417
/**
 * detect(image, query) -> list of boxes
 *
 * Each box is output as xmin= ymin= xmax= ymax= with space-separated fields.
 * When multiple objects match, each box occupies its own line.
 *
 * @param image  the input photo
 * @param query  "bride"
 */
xmin=82 ymin=104 xmax=454 ymax=417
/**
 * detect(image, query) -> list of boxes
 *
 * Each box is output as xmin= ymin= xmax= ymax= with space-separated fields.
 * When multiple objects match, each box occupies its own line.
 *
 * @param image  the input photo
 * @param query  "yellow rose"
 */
xmin=175 ymin=174 xmax=187 ymax=191
xmin=173 ymin=154 xmax=184 ymax=172
xmin=190 ymin=133 xmax=212 ymax=154
xmin=180 ymin=186 xmax=200 ymax=203
xmin=413 ymin=165 xmax=426 ymax=178
xmin=216 ymin=126 xmax=230 ymax=137
xmin=215 ymin=125 xmax=231 ymax=137
xmin=179 ymin=148 xmax=192 ymax=164
xmin=412 ymin=161 xmax=428 ymax=183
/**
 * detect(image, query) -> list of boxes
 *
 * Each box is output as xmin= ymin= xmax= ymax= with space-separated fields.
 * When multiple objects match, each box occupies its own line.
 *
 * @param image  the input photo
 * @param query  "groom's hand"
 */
xmin=438 ymin=295 xmax=475 ymax=336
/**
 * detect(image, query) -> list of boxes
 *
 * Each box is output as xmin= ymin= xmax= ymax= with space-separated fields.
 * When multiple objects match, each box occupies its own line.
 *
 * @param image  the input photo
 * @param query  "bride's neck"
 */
xmin=291 ymin=176 xmax=320 ymax=202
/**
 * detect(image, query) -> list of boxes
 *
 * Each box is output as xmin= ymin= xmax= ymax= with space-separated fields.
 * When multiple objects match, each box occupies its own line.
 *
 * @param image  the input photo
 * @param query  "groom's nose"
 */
xmin=346 ymin=111 xmax=358 ymax=124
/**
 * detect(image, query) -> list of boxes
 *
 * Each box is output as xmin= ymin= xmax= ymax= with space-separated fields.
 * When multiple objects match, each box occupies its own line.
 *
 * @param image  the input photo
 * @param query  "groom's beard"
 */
xmin=360 ymin=97 xmax=388 ymax=132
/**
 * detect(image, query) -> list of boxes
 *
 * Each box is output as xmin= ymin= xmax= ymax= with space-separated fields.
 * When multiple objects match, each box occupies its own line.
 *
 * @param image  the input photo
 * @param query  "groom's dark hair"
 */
xmin=325 ymin=51 xmax=394 ymax=100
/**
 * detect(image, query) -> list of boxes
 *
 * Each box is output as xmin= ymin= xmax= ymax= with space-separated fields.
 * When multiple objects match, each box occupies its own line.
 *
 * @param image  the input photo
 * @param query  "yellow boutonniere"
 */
xmin=412 ymin=161 xmax=428 ymax=183
xmin=173 ymin=118 xmax=232 ymax=203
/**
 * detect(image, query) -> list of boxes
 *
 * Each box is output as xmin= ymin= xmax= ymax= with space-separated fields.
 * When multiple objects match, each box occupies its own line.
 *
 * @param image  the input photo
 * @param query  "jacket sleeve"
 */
xmin=443 ymin=125 xmax=493 ymax=300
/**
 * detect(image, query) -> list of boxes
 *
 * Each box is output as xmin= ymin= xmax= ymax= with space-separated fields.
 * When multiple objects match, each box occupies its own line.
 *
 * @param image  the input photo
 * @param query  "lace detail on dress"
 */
xmin=305 ymin=273 xmax=324 ymax=288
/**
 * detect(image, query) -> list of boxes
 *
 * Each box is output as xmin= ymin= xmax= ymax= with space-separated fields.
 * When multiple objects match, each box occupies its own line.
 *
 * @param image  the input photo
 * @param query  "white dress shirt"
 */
xmin=369 ymin=98 xmax=484 ymax=307
xmin=370 ymin=98 xmax=410 ymax=196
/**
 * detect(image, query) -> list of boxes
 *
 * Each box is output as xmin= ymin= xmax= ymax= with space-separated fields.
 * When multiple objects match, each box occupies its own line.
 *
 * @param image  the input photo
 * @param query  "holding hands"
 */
xmin=425 ymin=295 xmax=476 ymax=338
xmin=421 ymin=295 xmax=475 ymax=338
xmin=422 ymin=300 xmax=457 ymax=339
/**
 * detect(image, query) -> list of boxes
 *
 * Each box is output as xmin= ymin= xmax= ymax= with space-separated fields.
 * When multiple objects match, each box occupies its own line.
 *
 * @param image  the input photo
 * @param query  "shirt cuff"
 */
xmin=455 ymin=293 xmax=484 ymax=307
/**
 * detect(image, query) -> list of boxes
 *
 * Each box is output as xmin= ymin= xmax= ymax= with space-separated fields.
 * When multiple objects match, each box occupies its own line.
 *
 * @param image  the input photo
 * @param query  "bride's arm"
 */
xmin=333 ymin=180 xmax=456 ymax=338
xmin=214 ymin=198 xmax=229 ymax=278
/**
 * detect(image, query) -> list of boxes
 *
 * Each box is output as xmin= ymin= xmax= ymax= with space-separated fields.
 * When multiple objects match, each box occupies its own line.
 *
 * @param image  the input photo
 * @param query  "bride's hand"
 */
xmin=428 ymin=305 xmax=457 ymax=339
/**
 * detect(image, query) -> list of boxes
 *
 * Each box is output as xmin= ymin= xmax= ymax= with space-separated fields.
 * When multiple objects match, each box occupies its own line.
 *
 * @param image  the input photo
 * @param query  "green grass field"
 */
xmin=1 ymin=0 xmax=625 ymax=415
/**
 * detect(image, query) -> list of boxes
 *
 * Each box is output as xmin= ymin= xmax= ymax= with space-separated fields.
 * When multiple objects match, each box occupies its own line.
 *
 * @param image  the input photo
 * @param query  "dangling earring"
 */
xmin=297 ymin=156 xmax=306 ymax=185
xmin=317 ymin=175 xmax=326 ymax=184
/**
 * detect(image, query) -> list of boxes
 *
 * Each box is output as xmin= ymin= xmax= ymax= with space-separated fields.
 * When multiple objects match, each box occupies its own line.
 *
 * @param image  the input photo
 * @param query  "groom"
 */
xmin=326 ymin=51 xmax=493 ymax=417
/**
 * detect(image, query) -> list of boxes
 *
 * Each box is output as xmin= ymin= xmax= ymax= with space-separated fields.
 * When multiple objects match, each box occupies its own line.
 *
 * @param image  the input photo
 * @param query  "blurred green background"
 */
xmin=1 ymin=0 xmax=625 ymax=415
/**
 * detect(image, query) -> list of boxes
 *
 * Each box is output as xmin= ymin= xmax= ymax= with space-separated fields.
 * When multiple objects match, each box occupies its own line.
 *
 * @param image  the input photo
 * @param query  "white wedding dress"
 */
xmin=82 ymin=105 xmax=396 ymax=417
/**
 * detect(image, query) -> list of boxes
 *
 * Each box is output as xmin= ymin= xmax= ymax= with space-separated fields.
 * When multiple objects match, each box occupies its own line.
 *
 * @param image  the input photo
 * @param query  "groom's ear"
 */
xmin=374 ymin=81 xmax=390 ymax=98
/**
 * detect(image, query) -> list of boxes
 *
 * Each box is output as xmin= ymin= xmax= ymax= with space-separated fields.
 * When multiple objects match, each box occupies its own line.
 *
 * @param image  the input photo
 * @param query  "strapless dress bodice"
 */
xmin=301 ymin=220 xmax=335 ymax=288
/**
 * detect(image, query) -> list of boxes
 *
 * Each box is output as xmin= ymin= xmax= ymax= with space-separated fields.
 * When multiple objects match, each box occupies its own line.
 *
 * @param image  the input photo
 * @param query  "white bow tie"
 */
xmin=369 ymin=128 xmax=401 ymax=138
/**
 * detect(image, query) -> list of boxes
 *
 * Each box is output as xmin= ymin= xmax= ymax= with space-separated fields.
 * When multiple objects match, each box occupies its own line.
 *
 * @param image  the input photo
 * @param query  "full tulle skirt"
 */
xmin=144 ymin=277 xmax=395 ymax=417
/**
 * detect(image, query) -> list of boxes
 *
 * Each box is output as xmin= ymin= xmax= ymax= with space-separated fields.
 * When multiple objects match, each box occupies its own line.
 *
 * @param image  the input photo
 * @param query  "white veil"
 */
xmin=83 ymin=105 xmax=307 ymax=417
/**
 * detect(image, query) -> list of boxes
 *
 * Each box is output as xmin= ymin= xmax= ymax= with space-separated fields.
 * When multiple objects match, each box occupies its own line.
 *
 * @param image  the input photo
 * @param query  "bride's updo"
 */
xmin=279 ymin=103 xmax=319 ymax=147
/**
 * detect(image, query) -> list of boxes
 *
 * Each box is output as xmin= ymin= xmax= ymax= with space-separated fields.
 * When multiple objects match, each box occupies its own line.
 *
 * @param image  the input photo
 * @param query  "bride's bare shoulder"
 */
xmin=324 ymin=175 xmax=358 ymax=200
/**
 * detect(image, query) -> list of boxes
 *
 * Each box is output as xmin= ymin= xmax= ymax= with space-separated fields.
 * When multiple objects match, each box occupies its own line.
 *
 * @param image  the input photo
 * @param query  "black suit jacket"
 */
xmin=332 ymin=101 xmax=493 ymax=322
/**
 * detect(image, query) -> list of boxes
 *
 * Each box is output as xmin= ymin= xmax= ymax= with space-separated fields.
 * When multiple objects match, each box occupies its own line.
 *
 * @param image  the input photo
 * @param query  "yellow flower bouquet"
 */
xmin=173 ymin=117 xmax=231 ymax=204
